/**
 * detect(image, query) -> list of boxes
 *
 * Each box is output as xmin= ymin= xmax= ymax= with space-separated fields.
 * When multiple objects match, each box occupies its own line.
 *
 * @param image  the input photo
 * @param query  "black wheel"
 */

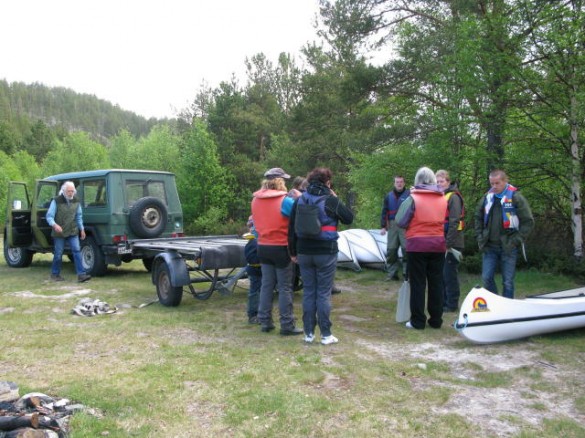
xmin=129 ymin=197 xmax=168 ymax=238
xmin=3 ymin=235 xmax=34 ymax=268
xmin=80 ymin=236 xmax=107 ymax=276
xmin=142 ymin=257 xmax=154 ymax=272
xmin=155 ymin=262 xmax=183 ymax=307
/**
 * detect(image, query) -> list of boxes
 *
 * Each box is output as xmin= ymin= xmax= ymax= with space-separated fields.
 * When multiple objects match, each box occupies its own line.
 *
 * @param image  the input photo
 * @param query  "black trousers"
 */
xmin=407 ymin=251 xmax=445 ymax=329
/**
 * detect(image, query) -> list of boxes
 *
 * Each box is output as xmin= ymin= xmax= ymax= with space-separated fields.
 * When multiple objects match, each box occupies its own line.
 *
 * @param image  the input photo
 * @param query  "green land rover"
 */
xmin=3 ymin=169 xmax=184 ymax=276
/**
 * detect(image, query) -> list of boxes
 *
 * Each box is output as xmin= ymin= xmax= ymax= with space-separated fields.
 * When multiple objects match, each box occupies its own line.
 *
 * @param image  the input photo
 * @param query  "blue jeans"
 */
xmin=482 ymin=246 xmax=518 ymax=299
xmin=443 ymin=250 xmax=461 ymax=309
xmin=52 ymin=235 xmax=85 ymax=275
xmin=247 ymin=273 xmax=261 ymax=318
xmin=297 ymin=253 xmax=337 ymax=337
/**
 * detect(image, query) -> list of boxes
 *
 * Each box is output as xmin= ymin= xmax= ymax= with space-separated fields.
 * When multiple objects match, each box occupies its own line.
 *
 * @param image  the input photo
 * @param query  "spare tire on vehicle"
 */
xmin=129 ymin=197 xmax=168 ymax=238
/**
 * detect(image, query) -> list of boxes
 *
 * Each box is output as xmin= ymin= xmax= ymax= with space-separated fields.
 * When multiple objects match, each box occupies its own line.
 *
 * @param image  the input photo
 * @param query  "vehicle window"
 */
xmin=125 ymin=180 xmax=167 ymax=206
xmin=37 ymin=184 xmax=57 ymax=209
xmin=11 ymin=184 xmax=31 ymax=210
xmin=83 ymin=179 xmax=107 ymax=207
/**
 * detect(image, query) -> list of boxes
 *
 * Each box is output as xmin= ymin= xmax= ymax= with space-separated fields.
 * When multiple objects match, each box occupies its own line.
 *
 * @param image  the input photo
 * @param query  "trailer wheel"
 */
xmin=156 ymin=262 xmax=183 ymax=307
xmin=3 ymin=235 xmax=34 ymax=268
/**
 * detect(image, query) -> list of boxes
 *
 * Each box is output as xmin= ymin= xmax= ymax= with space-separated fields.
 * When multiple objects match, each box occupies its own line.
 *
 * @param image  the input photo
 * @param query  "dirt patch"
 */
xmin=359 ymin=338 xmax=585 ymax=436
xmin=7 ymin=288 xmax=93 ymax=300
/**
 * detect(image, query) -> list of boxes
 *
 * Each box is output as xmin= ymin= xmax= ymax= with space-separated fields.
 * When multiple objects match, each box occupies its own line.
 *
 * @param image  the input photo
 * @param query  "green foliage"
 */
xmin=22 ymin=119 xmax=56 ymax=161
xmin=188 ymin=206 xmax=242 ymax=235
xmin=0 ymin=79 xmax=158 ymax=141
xmin=348 ymin=144 xmax=423 ymax=228
xmin=127 ymin=125 xmax=180 ymax=173
xmin=0 ymin=120 xmax=20 ymax=154
xmin=177 ymin=120 xmax=233 ymax=229
xmin=10 ymin=150 xmax=41 ymax=186
xmin=108 ymin=129 xmax=136 ymax=168
xmin=0 ymin=151 xmax=22 ymax=225
xmin=40 ymin=132 xmax=110 ymax=176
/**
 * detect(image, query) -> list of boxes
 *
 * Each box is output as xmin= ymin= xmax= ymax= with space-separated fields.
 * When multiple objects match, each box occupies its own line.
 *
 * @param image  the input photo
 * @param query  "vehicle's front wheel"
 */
xmin=3 ymin=235 xmax=34 ymax=268
xmin=80 ymin=236 xmax=107 ymax=276
xmin=155 ymin=261 xmax=183 ymax=307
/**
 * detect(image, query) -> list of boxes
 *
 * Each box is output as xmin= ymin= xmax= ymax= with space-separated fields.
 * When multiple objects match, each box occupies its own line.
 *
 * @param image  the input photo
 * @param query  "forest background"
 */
xmin=1 ymin=0 xmax=585 ymax=278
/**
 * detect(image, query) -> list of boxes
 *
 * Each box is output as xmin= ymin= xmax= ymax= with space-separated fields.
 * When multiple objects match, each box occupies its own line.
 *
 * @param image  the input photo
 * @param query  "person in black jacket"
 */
xmin=288 ymin=168 xmax=353 ymax=345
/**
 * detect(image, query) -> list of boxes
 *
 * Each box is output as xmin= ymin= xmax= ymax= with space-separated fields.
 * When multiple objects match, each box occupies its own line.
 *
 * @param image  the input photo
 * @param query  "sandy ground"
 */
xmin=335 ymin=276 xmax=585 ymax=437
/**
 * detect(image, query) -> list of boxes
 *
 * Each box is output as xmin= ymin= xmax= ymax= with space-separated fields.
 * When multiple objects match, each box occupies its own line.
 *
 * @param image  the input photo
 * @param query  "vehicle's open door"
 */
xmin=6 ymin=182 xmax=32 ymax=247
xmin=31 ymin=180 xmax=59 ymax=249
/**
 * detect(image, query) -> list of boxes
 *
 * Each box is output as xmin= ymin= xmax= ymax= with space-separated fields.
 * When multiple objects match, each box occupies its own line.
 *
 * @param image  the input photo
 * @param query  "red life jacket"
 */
xmin=405 ymin=189 xmax=447 ymax=253
xmin=251 ymin=189 xmax=289 ymax=246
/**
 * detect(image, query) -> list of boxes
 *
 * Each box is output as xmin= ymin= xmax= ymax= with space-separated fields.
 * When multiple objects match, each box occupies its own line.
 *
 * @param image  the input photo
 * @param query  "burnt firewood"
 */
xmin=0 ymin=412 xmax=39 ymax=430
xmin=1 ymin=427 xmax=57 ymax=437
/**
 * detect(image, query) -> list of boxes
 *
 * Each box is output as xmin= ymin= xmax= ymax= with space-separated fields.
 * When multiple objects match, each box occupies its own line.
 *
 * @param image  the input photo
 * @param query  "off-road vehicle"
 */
xmin=4 ymin=169 xmax=184 ymax=276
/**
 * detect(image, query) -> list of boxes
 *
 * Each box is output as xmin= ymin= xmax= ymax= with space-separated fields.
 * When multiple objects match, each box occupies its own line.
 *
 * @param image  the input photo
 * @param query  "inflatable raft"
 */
xmin=337 ymin=229 xmax=388 ymax=271
xmin=454 ymin=286 xmax=585 ymax=344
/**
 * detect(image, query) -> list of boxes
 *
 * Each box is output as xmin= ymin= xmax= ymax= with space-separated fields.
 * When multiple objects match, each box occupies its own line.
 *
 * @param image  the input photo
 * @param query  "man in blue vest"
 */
xmin=474 ymin=170 xmax=534 ymax=298
xmin=380 ymin=175 xmax=410 ymax=280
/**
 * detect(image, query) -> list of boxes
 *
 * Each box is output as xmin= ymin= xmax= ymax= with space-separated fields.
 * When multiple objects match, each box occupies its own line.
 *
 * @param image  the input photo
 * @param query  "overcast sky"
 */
xmin=2 ymin=0 xmax=321 ymax=119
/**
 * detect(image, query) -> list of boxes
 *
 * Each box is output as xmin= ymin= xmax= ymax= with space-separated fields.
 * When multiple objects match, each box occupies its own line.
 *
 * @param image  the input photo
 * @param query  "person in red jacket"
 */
xmin=251 ymin=168 xmax=302 ymax=336
xmin=396 ymin=167 xmax=447 ymax=330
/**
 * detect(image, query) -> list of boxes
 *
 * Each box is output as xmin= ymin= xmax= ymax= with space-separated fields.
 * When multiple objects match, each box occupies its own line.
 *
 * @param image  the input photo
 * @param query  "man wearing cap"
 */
xmin=251 ymin=167 xmax=302 ymax=336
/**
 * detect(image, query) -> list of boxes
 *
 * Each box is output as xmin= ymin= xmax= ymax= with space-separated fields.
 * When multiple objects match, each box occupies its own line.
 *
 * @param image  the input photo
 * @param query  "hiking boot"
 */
xmin=51 ymin=274 xmax=65 ymax=282
xmin=280 ymin=327 xmax=303 ymax=336
xmin=77 ymin=274 xmax=91 ymax=283
xmin=321 ymin=335 xmax=339 ymax=345
xmin=261 ymin=323 xmax=275 ymax=333
xmin=248 ymin=315 xmax=259 ymax=325
xmin=303 ymin=333 xmax=315 ymax=343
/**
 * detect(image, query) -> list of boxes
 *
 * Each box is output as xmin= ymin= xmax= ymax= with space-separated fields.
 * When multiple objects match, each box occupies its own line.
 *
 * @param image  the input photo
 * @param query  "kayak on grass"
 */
xmin=453 ymin=286 xmax=585 ymax=344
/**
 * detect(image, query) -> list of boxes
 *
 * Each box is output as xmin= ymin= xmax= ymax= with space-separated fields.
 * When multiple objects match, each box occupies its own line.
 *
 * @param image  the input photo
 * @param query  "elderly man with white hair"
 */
xmin=396 ymin=167 xmax=447 ymax=330
xmin=46 ymin=181 xmax=91 ymax=282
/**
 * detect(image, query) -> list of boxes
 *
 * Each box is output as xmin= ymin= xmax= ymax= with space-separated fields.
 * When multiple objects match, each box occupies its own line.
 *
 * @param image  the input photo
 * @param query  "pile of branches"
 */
xmin=0 ymin=381 xmax=86 ymax=438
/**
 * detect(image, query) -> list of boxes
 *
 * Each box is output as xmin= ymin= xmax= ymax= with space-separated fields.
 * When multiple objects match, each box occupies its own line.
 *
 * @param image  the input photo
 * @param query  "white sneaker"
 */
xmin=304 ymin=333 xmax=315 ymax=343
xmin=405 ymin=321 xmax=414 ymax=329
xmin=321 ymin=335 xmax=339 ymax=345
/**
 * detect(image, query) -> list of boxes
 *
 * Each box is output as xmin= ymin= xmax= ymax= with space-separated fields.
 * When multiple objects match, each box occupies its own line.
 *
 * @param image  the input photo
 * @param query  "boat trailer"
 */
xmin=130 ymin=235 xmax=248 ymax=307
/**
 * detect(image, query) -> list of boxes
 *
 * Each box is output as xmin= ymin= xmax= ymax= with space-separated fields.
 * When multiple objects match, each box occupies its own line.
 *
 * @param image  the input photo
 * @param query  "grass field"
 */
xmin=1 ymin=242 xmax=585 ymax=437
